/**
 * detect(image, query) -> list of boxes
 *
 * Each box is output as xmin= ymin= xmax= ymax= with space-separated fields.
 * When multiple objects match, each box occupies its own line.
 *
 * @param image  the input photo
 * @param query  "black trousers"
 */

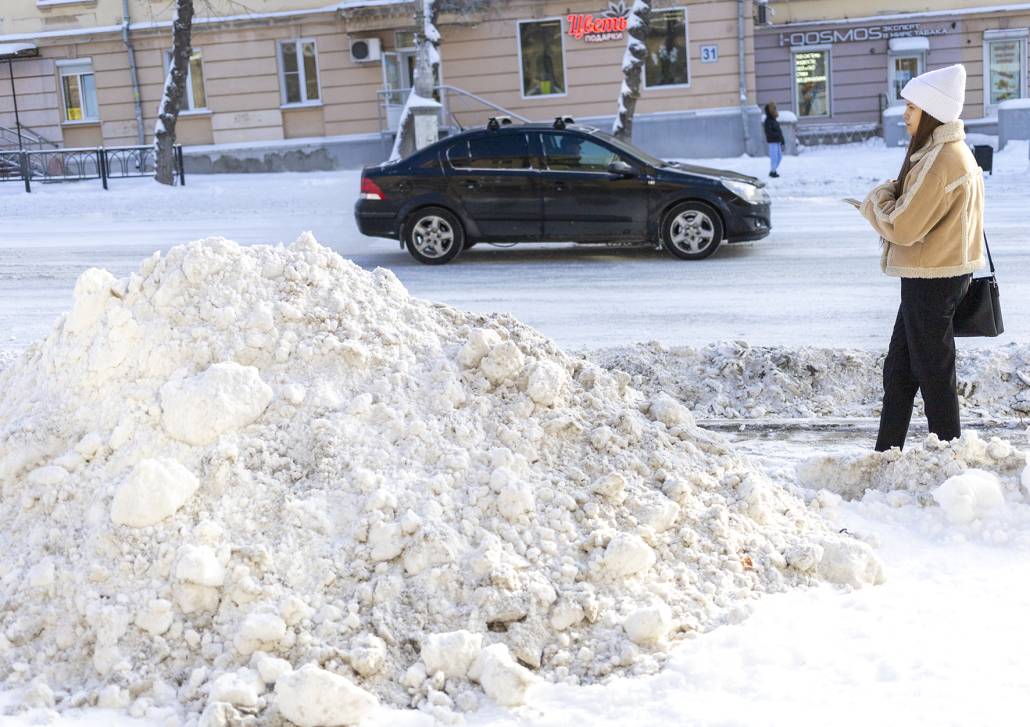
xmin=875 ymin=274 xmax=971 ymax=452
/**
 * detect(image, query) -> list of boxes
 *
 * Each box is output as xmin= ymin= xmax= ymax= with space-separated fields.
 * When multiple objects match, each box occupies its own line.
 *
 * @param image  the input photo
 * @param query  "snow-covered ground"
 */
xmin=2 ymin=139 xmax=1029 ymax=351
xmin=2 ymin=140 xmax=1030 ymax=727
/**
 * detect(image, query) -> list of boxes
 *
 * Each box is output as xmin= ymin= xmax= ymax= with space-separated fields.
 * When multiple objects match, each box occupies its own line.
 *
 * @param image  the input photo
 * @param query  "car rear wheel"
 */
xmin=403 ymin=207 xmax=464 ymax=265
xmin=662 ymin=202 xmax=723 ymax=261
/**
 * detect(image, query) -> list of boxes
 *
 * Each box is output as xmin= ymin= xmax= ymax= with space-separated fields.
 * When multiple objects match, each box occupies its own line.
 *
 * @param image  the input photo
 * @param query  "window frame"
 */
xmin=516 ymin=17 xmax=569 ymax=100
xmin=447 ymin=133 xmax=536 ymax=172
xmin=56 ymin=58 xmax=100 ymax=125
xmin=887 ymin=51 xmax=925 ymax=106
xmin=791 ymin=44 xmax=832 ymax=119
xmin=983 ymin=28 xmax=1029 ymax=117
xmin=642 ymin=6 xmax=692 ymax=91
xmin=164 ymin=48 xmax=208 ymax=114
xmin=277 ymin=38 xmax=322 ymax=108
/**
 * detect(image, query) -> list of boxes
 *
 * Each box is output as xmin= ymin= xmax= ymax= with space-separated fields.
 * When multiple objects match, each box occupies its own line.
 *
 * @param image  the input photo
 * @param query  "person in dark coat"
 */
xmin=763 ymin=102 xmax=784 ymax=178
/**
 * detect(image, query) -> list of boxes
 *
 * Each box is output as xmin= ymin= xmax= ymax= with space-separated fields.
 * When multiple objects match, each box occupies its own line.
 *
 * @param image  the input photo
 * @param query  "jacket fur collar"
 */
xmin=910 ymin=120 xmax=965 ymax=162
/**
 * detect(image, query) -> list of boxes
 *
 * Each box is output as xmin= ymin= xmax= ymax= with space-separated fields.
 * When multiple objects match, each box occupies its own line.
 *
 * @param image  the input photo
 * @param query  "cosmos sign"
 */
xmin=778 ymin=23 xmax=949 ymax=47
xmin=567 ymin=0 xmax=630 ymax=43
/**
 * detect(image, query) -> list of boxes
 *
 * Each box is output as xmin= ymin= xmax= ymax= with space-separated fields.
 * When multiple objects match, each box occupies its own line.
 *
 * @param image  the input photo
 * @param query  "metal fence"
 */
xmin=0 ymin=144 xmax=185 ymax=192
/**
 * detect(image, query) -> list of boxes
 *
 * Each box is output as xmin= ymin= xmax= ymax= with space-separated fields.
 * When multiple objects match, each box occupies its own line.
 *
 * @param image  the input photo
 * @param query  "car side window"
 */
xmin=464 ymin=134 xmax=532 ymax=170
xmin=446 ymin=140 xmax=469 ymax=168
xmin=542 ymin=133 xmax=619 ymax=172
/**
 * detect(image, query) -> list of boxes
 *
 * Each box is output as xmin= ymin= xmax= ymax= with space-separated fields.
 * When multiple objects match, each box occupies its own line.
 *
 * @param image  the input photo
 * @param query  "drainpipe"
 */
xmin=122 ymin=0 xmax=145 ymax=144
xmin=738 ymin=0 xmax=751 ymax=154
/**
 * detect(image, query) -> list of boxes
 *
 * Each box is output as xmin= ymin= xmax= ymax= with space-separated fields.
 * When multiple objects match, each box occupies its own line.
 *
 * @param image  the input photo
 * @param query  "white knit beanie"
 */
xmin=901 ymin=64 xmax=967 ymax=123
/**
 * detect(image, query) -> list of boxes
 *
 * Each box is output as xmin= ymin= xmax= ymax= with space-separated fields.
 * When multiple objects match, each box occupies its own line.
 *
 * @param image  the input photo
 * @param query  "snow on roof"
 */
xmin=0 ymin=42 xmax=37 ymax=58
xmin=889 ymin=37 xmax=929 ymax=53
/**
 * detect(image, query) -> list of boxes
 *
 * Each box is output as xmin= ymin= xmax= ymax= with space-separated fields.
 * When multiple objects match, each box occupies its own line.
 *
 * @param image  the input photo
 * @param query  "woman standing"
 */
xmin=859 ymin=64 xmax=985 ymax=451
xmin=763 ymin=102 xmax=784 ymax=178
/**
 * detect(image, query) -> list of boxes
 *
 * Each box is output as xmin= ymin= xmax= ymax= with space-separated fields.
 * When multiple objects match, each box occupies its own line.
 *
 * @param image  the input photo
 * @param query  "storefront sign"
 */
xmin=778 ymin=23 xmax=948 ymax=47
xmin=567 ymin=1 xmax=630 ymax=42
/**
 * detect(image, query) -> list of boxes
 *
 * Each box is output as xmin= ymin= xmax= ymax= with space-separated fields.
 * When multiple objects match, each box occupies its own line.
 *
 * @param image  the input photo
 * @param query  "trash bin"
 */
xmin=973 ymin=144 xmax=993 ymax=175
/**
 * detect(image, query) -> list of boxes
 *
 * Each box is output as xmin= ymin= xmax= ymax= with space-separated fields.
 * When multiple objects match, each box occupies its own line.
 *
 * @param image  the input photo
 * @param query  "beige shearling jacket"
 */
xmin=860 ymin=120 xmax=985 ymax=278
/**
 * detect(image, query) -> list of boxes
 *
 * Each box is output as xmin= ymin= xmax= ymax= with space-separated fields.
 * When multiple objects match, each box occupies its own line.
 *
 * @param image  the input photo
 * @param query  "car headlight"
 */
xmin=722 ymin=179 xmax=770 ymax=204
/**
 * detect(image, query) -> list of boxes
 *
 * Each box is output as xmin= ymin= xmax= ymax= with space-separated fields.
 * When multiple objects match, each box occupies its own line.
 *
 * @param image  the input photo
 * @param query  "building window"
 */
xmin=890 ymin=55 xmax=923 ymax=104
xmin=644 ymin=8 xmax=690 ymax=88
xmin=984 ymin=30 xmax=1028 ymax=113
xmin=518 ymin=19 xmax=566 ymax=97
xmin=58 ymin=60 xmax=99 ymax=123
xmin=279 ymin=40 xmax=320 ymax=105
xmin=792 ymin=47 xmax=831 ymax=118
xmin=164 ymin=49 xmax=207 ymax=111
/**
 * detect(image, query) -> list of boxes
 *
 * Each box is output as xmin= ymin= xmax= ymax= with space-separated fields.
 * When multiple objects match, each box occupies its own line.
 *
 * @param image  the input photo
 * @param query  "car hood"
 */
xmin=661 ymin=161 xmax=765 ymax=187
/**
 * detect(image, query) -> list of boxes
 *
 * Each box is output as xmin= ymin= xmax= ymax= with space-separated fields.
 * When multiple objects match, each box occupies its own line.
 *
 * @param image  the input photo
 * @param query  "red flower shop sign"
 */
xmin=567 ymin=1 xmax=630 ymax=42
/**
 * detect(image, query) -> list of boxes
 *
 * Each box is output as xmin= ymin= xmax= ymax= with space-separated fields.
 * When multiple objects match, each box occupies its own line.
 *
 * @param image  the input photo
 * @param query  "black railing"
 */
xmin=0 ymin=144 xmax=185 ymax=192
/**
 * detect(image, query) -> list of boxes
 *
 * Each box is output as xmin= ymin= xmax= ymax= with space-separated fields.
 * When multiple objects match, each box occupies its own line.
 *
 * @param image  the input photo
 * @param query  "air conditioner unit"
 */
xmin=350 ymin=38 xmax=382 ymax=63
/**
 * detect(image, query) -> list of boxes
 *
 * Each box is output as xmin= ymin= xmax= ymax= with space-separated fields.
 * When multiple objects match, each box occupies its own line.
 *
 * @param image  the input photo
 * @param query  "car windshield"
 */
xmin=589 ymin=129 xmax=667 ymax=168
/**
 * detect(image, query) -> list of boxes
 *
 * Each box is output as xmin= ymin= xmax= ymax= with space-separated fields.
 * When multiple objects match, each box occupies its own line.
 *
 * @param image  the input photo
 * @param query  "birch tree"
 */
xmin=612 ymin=0 xmax=652 ymax=142
xmin=154 ymin=0 xmax=193 ymax=185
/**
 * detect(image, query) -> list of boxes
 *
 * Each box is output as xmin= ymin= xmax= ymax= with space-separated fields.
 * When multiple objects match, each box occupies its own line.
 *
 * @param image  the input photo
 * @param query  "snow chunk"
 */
xmin=274 ymin=664 xmax=378 ymax=727
xmin=236 ymin=612 xmax=288 ymax=656
xmin=421 ymin=630 xmax=483 ymax=678
xmin=160 ymin=362 xmax=273 ymax=445
xmin=602 ymin=533 xmax=656 ymax=578
xmin=933 ymin=470 xmax=1005 ymax=524
xmin=209 ymin=669 xmax=263 ymax=708
xmin=66 ymin=268 xmax=116 ymax=334
xmin=526 ymin=360 xmax=567 ymax=406
xmin=623 ymin=601 xmax=673 ymax=645
xmin=480 ymin=341 xmax=525 ymax=385
xmin=816 ymin=538 xmax=885 ymax=588
xmin=176 ymin=545 xmax=226 ymax=587
xmin=135 ymin=599 xmax=174 ymax=637
xmin=111 ymin=458 xmax=199 ymax=528
xmin=468 ymin=643 xmax=537 ymax=707
xmin=649 ymin=393 xmax=694 ymax=428
xmin=459 ymin=328 xmax=501 ymax=368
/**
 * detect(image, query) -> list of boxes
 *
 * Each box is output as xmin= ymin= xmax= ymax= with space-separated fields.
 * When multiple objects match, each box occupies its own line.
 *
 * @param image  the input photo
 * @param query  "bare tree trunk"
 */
xmin=424 ymin=0 xmax=440 ymax=87
xmin=612 ymin=0 xmax=652 ymax=142
xmin=390 ymin=0 xmax=438 ymax=161
xmin=154 ymin=0 xmax=194 ymax=185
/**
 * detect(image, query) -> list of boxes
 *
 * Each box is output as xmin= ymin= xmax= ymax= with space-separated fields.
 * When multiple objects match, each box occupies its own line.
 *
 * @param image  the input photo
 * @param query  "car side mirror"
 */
xmin=608 ymin=160 xmax=637 ymax=177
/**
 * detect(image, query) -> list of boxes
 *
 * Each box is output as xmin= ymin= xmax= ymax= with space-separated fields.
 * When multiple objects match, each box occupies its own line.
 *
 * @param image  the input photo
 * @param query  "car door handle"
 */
xmin=554 ymin=181 xmax=566 ymax=192
xmin=463 ymin=180 xmax=478 ymax=190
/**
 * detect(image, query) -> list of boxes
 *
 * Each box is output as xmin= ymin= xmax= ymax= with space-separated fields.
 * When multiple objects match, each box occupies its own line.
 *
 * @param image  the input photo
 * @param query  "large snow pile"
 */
xmin=797 ymin=431 xmax=1028 ymax=503
xmin=0 ymin=235 xmax=882 ymax=725
xmin=591 ymin=341 xmax=1030 ymax=420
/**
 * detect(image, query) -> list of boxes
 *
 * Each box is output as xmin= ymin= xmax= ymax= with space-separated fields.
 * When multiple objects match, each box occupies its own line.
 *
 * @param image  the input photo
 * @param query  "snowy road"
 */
xmin=2 ymin=141 xmax=1028 ymax=352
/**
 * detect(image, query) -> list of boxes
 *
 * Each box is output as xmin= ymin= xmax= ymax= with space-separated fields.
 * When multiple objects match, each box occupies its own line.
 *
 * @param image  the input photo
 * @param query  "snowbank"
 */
xmin=797 ymin=431 xmax=1027 ymax=503
xmin=591 ymin=341 xmax=1030 ymax=421
xmin=0 ymin=235 xmax=878 ymax=724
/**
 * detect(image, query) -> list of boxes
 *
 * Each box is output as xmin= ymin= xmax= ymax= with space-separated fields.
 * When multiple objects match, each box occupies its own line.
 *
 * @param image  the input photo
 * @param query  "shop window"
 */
xmin=984 ymin=30 xmax=1028 ymax=114
xmin=58 ymin=60 xmax=99 ymax=123
xmin=279 ymin=40 xmax=320 ymax=105
xmin=644 ymin=8 xmax=690 ymax=88
xmin=464 ymin=134 xmax=532 ymax=170
xmin=542 ymin=133 xmax=620 ymax=172
xmin=164 ymin=49 xmax=207 ymax=111
xmin=518 ymin=19 xmax=566 ymax=97
xmin=792 ymin=47 xmax=831 ymax=118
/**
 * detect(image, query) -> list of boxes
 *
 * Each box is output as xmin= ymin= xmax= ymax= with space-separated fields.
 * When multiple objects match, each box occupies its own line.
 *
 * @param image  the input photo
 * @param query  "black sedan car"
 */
xmin=355 ymin=117 xmax=771 ymax=265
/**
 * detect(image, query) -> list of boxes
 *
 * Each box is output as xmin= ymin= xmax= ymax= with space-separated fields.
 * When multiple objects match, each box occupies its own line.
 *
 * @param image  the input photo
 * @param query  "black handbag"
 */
xmin=954 ymin=233 xmax=1003 ymax=337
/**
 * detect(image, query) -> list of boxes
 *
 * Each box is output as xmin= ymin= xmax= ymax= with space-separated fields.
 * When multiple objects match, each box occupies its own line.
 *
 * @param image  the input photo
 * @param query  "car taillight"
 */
xmin=361 ymin=177 xmax=385 ymax=201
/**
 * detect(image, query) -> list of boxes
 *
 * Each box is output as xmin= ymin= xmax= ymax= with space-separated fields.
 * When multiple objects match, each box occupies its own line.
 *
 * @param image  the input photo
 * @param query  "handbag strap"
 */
xmin=983 ymin=231 xmax=996 ymax=274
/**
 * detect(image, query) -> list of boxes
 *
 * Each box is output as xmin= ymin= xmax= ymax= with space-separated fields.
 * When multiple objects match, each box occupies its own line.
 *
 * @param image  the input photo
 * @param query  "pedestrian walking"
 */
xmin=858 ymin=64 xmax=985 ymax=451
xmin=763 ymin=102 xmax=784 ymax=178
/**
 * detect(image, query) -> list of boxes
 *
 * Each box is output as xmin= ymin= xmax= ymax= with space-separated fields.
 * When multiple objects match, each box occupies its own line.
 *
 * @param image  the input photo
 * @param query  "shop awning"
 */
xmin=889 ymin=37 xmax=929 ymax=53
xmin=0 ymin=42 xmax=39 ymax=60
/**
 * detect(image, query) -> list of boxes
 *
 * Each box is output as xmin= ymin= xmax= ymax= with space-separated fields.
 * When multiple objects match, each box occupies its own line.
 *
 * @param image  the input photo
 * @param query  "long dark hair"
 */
xmin=895 ymin=109 xmax=943 ymax=196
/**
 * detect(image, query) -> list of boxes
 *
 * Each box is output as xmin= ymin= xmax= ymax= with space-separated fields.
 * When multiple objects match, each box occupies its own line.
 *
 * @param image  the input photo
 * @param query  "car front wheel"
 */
xmin=662 ymin=202 xmax=723 ymax=261
xmin=403 ymin=207 xmax=464 ymax=265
